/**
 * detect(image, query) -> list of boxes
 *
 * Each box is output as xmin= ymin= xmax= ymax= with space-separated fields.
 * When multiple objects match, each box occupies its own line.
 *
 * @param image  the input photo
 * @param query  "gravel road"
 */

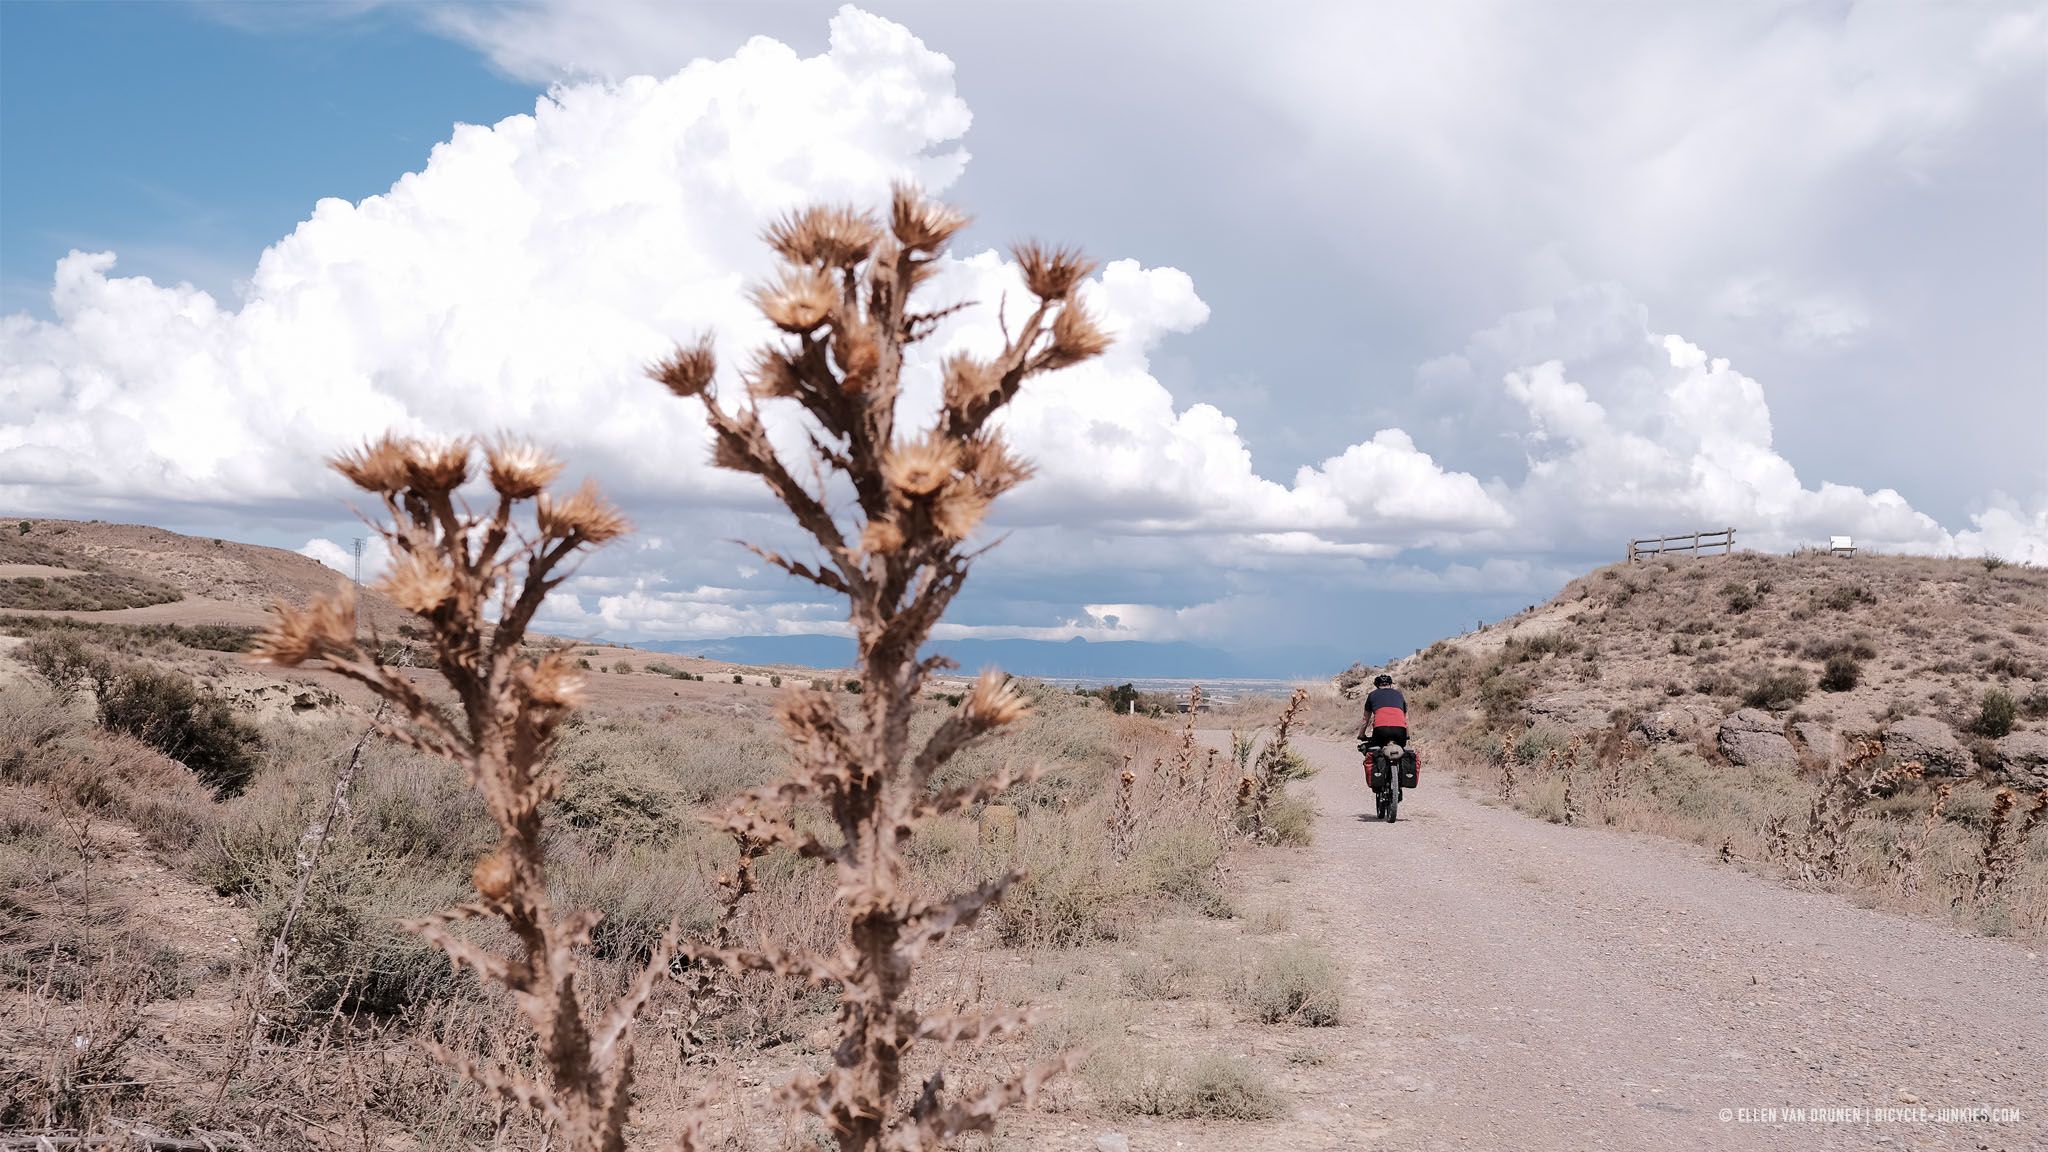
xmin=1175 ymin=732 xmax=2046 ymax=1152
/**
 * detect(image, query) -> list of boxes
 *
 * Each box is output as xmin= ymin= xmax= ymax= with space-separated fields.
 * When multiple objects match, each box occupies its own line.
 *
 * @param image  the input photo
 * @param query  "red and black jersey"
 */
xmin=1363 ymin=686 xmax=1408 ymax=730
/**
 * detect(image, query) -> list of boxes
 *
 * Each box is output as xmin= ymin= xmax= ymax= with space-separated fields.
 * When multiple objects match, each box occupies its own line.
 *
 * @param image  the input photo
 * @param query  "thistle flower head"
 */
xmin=519 ymin=649 xmax=585 ymax=711
xmin=889 ymin=185 xmax=968 ymax=252
xmin=960 ymin=433 xmax=1033 ymax=496
xmin=253 ymin=587 xmax=358 ymax=666
xmin=1043 ymin=301 xmax=1111 ymax=370
xmin=746 ymin=348 xmax=802 ymax=400
xmin=940 ymin=354 xmax=997 ymax=418
xmin=753 ymin=267 xmax=841 ymax=334
xmin=884 ymin=435 xmax=960 ymax=498
xmin=404 ymin=437 xmax=474 ymax=495
xmin=764 ymin=204 xmax=880 ymax=268
xmin=378 ymin=549 xmax=460 ymax=615
xmin=472 ymin=849 xmax=516 ymax=904
xmin=486 ymin=438 xmax=563 ymax=500
xmin=1013 ymin=242 xmax=1097 ymax=301
xmin=332 ymin=435 xmax=415 ymax=495
xmin=930 ymin=479 xmax=991 ymax=541
xmin=652 ymin=336 xmax=718 ymax=399
xmin=963 ymin=667 xmax=1032 ymax=730
xmin=536 ymin=479 xmax=630 ymax=544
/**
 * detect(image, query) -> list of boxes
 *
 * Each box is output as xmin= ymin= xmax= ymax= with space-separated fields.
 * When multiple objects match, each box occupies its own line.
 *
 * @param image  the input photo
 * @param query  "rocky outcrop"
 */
xmin=1631 ymin=705 xmax=1718 ymax=746
xmin=1791 ymin=721 xmax=1836 ymax=760
xmin=1995 ymin=731 xmax=2048 ymax=790
xmin=1525 ymin=690 xmax=1616 ymax=735
xmin=1882 ymin=716 xmax=1972 ymax=777
xmin=1717 ymin=708 xmax=1799 ymax=772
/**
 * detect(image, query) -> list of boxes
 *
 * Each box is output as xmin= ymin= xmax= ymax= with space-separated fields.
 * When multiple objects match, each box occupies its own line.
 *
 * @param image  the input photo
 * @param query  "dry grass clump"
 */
xmin=651 ymin=188 xmax=1111 ymax=1149
xmin=1224 ymin=941 xmax=1343 ymax=1027
xmin=1121 ymin=1052 xmax=1285 ymax=1120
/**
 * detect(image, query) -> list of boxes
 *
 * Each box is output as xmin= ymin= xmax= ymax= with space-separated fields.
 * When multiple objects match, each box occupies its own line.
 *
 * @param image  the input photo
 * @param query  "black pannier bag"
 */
xmin=1399 ymin=747 xmax=1420 ymax=789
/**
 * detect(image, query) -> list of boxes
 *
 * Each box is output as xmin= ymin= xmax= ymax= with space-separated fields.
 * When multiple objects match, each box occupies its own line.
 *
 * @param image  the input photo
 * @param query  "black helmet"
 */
xmin=1373 ymin=673 xmax=1393 ymax=687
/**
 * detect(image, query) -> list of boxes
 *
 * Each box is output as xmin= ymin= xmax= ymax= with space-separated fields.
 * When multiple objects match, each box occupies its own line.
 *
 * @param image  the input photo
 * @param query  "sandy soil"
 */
xmin=1052 ymin=733 xmax=2047 ymax=1152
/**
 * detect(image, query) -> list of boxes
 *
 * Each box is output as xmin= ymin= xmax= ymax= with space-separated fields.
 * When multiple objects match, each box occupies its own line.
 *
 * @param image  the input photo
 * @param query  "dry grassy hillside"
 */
xmin=1349 ymin=550 xmax=2048 ymax=941
xmin=2 ymin=519 xmax=410 ymax=631
xmin=0 ymin=523 xmax=1327 ymax=1147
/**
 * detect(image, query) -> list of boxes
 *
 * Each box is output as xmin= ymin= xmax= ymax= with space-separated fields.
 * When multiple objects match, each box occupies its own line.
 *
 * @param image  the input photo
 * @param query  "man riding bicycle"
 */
xmin=1359 ymin=673 xmax=1407 ymax=749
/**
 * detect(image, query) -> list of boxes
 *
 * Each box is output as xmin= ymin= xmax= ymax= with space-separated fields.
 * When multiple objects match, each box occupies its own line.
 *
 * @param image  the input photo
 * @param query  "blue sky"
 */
xmin=1 ymin=2 xmax=530 ymax=314
xmin=2 ymin=2 xmax=2044 ymax=674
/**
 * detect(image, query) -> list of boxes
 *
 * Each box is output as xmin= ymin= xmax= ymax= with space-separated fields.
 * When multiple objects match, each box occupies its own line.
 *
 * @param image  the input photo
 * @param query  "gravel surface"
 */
xmin=1137 ymin=732 xmax=2048 ymax=1151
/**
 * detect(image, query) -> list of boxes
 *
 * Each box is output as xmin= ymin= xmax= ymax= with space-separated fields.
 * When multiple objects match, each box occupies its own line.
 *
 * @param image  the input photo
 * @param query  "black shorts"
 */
xmin=1368 ymin=726 xmax=1409 ymax=748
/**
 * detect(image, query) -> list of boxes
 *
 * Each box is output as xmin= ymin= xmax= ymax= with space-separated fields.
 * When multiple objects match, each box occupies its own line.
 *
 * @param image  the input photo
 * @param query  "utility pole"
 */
xmin=351 ymin=537 xmax=365 ymax=589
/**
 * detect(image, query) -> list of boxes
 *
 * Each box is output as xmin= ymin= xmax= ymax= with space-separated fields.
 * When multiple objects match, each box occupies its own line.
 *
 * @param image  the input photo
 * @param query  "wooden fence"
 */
xmin=1628 ymin=527 xmax=1735 ymax=563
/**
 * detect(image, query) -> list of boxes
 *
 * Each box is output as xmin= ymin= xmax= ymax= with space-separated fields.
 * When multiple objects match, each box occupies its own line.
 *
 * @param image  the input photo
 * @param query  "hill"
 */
xmin=0 ymin=518 xmax=408 ymax=631
xmin=1374 ymin=550 xmax=2046 ymax=787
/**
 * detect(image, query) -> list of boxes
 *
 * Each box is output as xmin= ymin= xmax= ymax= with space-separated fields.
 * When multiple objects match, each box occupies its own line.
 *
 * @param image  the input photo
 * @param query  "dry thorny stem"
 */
xmin=1241 ymin=688 xmax=1308 ymax=841
xmin=255 ymin=436 xmax=664 ymax=1152
xmin=1108 ymin=754 xmax=1138 ymax=866
xmin=1796 ymin=738 xmax=1922 ymax=884
xmin=1965 ymin=787 xmax=2048 ymax=905
xmin=649 ymin=187 xmax=1110 ymax=1150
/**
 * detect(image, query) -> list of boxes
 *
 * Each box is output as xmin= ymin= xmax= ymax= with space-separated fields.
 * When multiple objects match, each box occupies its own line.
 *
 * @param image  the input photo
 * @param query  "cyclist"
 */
xmin=1359 ymin=673 xmax=1408 ymax=749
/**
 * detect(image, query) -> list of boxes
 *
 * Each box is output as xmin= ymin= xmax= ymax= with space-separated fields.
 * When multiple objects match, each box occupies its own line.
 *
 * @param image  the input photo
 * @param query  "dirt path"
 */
xmin=1173 ymin=732 xmax=2046 ymax=1151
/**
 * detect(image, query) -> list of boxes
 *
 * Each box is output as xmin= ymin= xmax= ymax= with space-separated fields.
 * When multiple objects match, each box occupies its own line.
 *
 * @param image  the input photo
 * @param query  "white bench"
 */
xmin=1829 ymin=535 xmax=1856 ymax=557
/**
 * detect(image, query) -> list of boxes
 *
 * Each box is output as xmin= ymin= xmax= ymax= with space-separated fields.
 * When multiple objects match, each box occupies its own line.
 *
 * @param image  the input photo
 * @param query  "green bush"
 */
xmin=1722 ymin=581 xmax=1759 ymax=614
xmin=21 ymin=633 xmax=113 ymax=695
xmin=1974 ymin=689 xmax=2017 ymax=738
xmin=1263 ymin=791 xmax=1318 ymax=847
xmin=94 ymin=666 xmax=260 ymax=796
xmin=1741 ymin=668 xmax=1810 ymax=710
xmin=1818 ymin=655 xmax=1860 ymax=693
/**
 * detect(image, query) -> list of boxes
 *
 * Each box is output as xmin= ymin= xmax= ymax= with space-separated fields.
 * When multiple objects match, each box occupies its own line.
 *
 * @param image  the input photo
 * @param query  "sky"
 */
xmin=2 ymin=0 xmax=2045 ymax=675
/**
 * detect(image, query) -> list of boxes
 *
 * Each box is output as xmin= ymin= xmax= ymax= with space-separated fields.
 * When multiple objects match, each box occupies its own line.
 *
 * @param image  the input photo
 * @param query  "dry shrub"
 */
xmin=1120 ymin=1052 xmax=1284 ymax=1120
xmin=94 ymin=663 xmax=262 ymax=797
xmin=651 ymin=189 xmax=1111 ymax=1149
xmin=1225 ymin=942 xmax=1343 ymax=1026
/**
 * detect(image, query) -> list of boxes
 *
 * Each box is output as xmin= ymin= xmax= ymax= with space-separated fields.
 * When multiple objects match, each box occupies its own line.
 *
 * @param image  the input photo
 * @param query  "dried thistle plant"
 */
xmin=254 ymin=435 xmax=669 ymax=1152
xmin=1169 ymin=686 xmax=1203 ymax=797
xmin=650 ymin=187 xmax=1110 ymax=1150
xmin=1240 ymin=688 xmax=1309 ymax=841
xmin=1108 ymin=754 xmax=1138 ymax=866
xmin=1793 ymin=739 xmax=1920 ymax=884
xmin=1558 ymin=737 xmax=1584 ymax=826
xmin=674 ymin=826 xmax=772 ymax=1065
xmin=1889 ymin=782 xmax=1950 ymax=896
xmin=1965 ymin=788 xmax=2047 ymax=905
xmin=1495 ymin=729 xmax=1520 ymax=801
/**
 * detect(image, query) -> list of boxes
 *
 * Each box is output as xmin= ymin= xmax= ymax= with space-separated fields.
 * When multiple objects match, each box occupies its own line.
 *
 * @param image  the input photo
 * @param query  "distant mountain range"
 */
xmin=637 ymin=634 xmax=1350 ymax=681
